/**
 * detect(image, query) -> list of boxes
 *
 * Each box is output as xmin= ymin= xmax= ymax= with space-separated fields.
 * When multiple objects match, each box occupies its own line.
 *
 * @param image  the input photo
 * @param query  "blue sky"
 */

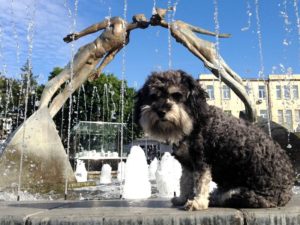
xmin=0 ymin=0 xmax=299 ymax=88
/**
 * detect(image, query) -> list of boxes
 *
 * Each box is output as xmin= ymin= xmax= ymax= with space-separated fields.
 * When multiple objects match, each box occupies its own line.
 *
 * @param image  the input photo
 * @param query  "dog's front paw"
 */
xmin=184 ymin=199 xmax=208 ymax=211
xmin=171 ymin=197 xmax=187 ymax=206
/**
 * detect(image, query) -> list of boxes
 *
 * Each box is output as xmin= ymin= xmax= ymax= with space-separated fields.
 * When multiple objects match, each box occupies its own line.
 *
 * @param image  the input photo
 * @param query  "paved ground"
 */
xmin=0 ymin=194 xmax=299 ymax=225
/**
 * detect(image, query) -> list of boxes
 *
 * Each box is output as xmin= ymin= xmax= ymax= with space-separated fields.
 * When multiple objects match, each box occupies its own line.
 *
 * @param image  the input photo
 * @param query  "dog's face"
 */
xmin=134 ymin=70 xmax=208 ymax=144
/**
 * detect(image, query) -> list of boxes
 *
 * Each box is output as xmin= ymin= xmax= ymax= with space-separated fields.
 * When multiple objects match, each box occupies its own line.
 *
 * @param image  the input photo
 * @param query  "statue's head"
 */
xmin=133 ymin=14 xmax=149 ymax=29
xmin=150 ymin=8 xmax=171 ymax=26
xmin=154 ymin=8 xmax=167 ymax=19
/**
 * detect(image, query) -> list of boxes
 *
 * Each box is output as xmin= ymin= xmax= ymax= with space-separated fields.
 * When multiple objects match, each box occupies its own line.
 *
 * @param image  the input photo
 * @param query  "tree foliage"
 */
xmin=0 ymin=61 xmax=41 ymax=130
xmin=50 ymin=68 xmax=142 ymax=147
xmin=0 ymin=64 xmax=142 ymax=147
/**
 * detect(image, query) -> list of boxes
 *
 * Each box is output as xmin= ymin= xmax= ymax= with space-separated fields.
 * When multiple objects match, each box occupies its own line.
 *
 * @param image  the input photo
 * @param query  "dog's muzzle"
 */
xmin=152 ymin=100 xmax=172 ymax=119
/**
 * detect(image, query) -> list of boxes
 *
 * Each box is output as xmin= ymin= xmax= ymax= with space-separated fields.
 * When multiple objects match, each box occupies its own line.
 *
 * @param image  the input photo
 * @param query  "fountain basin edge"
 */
xmin=0 ymin=194 xmax=299 ymax=225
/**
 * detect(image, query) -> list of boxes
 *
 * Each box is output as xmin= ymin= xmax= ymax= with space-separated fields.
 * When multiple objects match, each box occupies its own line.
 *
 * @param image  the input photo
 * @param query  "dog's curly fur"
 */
xmin=134 ymin=70 xmax=295 ymax=210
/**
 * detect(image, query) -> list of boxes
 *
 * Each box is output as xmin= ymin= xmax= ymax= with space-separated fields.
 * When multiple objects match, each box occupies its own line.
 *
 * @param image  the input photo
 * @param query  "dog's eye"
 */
xmin=149 ymin=93 xmax=158 ymax=100
xmin=171 ymin=92 xmax=183 ymax=101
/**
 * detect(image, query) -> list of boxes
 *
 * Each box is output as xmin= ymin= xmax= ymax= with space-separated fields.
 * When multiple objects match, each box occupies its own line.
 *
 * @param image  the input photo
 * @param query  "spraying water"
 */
xmin=109 ymin=84 xmax=116 ymax=121
xmin=148 ymin=157 xmax=158 ymax=181
xmin=103 ymin=83 xmax=109 ymax=121
xmin=155 ymin=152 xmax=181 ymax=198
xmin=99 ymin=164 xmax=112 ymax=184
xmin=167 ymin=0 xmax=172 ymax=69
xmin=117 ymin=161 xmax=126 ymax=182
xmin=294 ymin=0 xmax=300 ymax=44
xmin=10 ymin=0 xmax=21 ymax=64
xmin=122 ymin=146 xmax=151 ymax=199
xmin=74 ymin=159 xmax=88 ymax=182
xmin=280 ymin=0 xmax=292 ymax=58
xmin=241 ymin=0 xmax=252 ymax=31
xmin=280 ymin=0 xmax=294 ymax=146
xmin=81 ymin=85 xmax=88 ymax=121
xmin=152 ymin=0 xmax=157 ymax=15
xmin=213 ymin=0 xmax=224 ymax=110
xmin=63 ymin=0 xmax=79 ymax=200
xmin=0 ymin=25 xmax=8 ymax=80
xmin=254 ymin=0 xmax=272 ymax=136
xmin=17 ymin=0 xmax=37 ymax=201
xmin=118 ymin=0 xmax=128 ymax=196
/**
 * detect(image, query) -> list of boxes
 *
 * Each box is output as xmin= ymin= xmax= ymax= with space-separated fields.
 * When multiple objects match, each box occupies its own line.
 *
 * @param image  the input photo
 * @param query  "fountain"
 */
xmin=74 ymin=159 xmax=88 ymax=183
xmin=122 ymin=146 xmax=151 ymax=199
xmin=148 ymin=157 xmax=158 ymax=181
xmin=117 ymin=161 xmax=126 ymax=182
xmin=0 ymin=1 xmax=298 ymax=208
xmin=99 ymin=164 xmax=112 ymax=184
xmin=155 ymin=152 xmax=181 ymax=198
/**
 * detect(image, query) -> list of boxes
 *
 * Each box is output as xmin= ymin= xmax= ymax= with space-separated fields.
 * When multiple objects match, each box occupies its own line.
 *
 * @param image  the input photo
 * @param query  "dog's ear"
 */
xmin=134 ymin=82 xmax=149 ymax=126
xmin=179 ymin=71 xmax=209 ymax=123
xmin=134 ymin=89 xmax=143 ymax=126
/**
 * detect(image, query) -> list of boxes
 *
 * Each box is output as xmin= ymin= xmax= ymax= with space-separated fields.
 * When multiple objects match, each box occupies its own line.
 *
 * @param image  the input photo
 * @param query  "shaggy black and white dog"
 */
xmin=134 ymin=70 xmax=295 ymax=210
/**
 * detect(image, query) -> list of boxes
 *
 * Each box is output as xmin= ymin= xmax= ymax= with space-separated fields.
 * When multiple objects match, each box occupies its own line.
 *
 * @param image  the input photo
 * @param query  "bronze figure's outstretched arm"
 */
xmin=187 ymin=23 xmax=231 ymax=38
xmin=63 ymin=19 xmax=110 ymax=43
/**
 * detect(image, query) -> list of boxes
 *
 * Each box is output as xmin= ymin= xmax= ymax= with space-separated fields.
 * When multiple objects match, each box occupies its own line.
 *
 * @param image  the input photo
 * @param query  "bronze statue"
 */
xmin=0 ymin=14 xmax=150 ymax=195
xmin=39 ymin=14 xmax=149 ymax=118
xmin=150 ymin=8 xmax=256 ymax=121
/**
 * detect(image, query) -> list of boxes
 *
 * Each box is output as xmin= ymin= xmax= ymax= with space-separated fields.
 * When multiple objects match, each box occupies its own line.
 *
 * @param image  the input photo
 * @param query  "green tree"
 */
xmin=19 ymin=60 xmax=39 ymax=118
xmin=48 ymin=67 xmax=142 ymax=148
xmin=0 ymin=61 xmax=42 ymax=133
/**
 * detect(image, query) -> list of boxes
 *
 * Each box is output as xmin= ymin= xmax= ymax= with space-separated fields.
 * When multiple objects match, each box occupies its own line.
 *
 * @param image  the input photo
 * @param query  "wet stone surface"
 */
xmin=0 ymin=194 xmax=299 ymax=225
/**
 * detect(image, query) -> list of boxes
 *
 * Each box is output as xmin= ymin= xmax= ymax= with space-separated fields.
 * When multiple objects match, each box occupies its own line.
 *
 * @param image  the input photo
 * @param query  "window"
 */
xmin=260 ymin=110 xmax=268 ymax=119
xmin=295 ymin=109 xmax=300 ymax=123
xmin=258 ymin=85 xmax=266 ymax=99
xmin=245 ymin=83 xmax=251 ymax=95
xmin=206 ymin=85 xmax=214 ymax=100
xmin=222 ymin=85 xmax=231 ymax=99
xmin=293 ymin=85 xmax=299 ymax=99
xmin=285 ymin=110 xmax=293 ymax=130
xmin=276 ymin=85 xmax=281 ymax=99
xmin=296 ymin=124 xmax=300 ymax=132
xmin=295 ymin=109 xmax=300 ymax=132
xmin=284 ymin=85 xmax=291 ymax=99
xmin=278 ymin=110 xmax=284 ymax=125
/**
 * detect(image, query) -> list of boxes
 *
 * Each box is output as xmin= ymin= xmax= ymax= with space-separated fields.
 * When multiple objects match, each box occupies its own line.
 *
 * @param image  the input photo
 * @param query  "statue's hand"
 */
xmin=218 ymin=33 xmax=231 ymax=38
xmin=63 ymin=33 xmax=79 ymax=43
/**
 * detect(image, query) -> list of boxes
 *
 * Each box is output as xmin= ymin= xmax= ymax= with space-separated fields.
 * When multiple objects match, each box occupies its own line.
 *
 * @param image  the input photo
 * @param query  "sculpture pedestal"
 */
xmin=0 ymin=107 xmax=75 ymax=194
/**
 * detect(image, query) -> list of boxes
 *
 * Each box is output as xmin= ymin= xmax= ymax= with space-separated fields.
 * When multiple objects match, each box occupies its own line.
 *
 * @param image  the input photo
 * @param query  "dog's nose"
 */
xmin=157 ymin=110 xmax=166 ymax=118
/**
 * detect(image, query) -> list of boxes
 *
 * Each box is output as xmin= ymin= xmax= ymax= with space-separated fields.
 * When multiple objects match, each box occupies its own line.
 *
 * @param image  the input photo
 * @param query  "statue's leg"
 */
xmin=88 ymin=48 xmax=121 ymax=81
xmin=177 ymin=33 xmax=216 ymax=70
xmin=39 ymin=43 xmax=97 ymax=109
xmin=48 ymin=58 xmax=100 ymax=118
xmin=217 ymin=56 xmax=244 ymax=85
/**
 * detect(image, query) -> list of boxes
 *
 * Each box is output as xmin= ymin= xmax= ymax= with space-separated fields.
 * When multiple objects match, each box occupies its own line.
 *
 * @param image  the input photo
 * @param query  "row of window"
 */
xmin=257 ymin=109 xmax=299 ymax=126
xmin=275 ymin=85 xmax=298 ymax=100
xmin=206 ymin=85 xmax=230 ymax=100
xmin=223 ymin=109 xmax=299 ymax=130
xmin=206 ymin=84 xmax=299 ymax=100
xmin=276 ymin=109 xmax=299 ymax=130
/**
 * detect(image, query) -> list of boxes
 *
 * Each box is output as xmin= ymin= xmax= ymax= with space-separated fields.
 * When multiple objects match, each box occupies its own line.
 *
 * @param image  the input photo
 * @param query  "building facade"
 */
xmin=199 ymin=74 xmax=300 ymax=132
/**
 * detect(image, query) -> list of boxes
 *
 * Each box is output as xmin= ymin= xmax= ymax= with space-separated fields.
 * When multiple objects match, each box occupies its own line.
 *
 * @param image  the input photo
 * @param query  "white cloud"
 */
xmin=0 ymin=0 xmax=84 ymax=82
